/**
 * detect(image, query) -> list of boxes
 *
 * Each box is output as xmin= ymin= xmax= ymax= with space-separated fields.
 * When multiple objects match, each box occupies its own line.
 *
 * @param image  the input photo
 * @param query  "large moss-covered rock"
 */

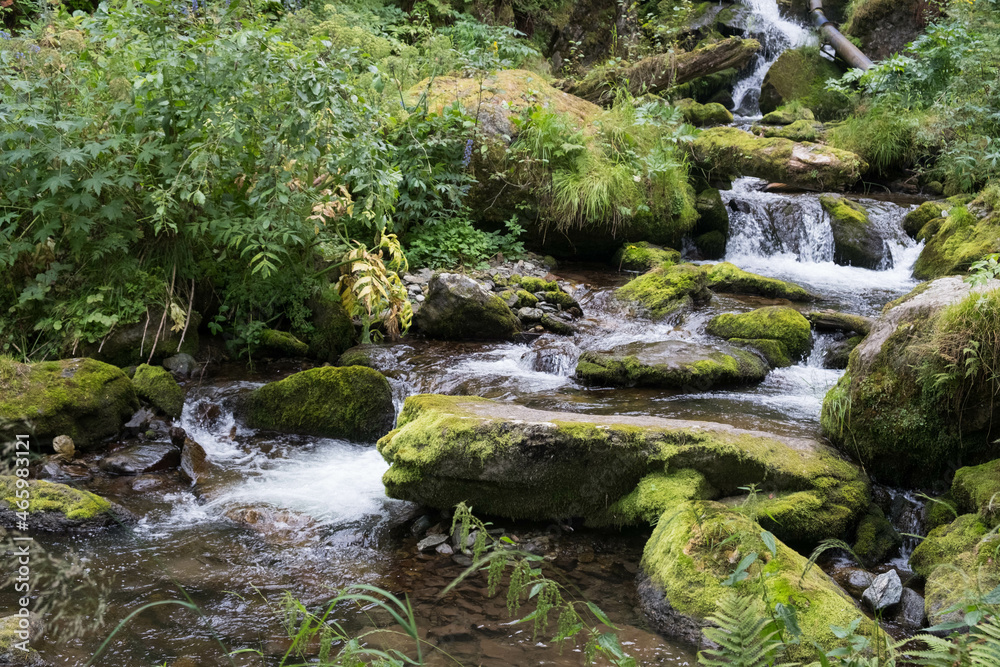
xmin=378 ymin=395 xmax=868 ymax=544
xmin=852 ymin=504 xmax=902 ymax=567
xmin=414 ymin=273 xmax=521 ymax=341
xmin=0 ymin=476 xmax=120 ymax=531
xmin=952 ymin=459 xmax=1000 ymax=525
xmin=640 ymin=501 xmax=880 ymax=659
xmin=902 ymin=200 xmax=949 ymax=238
xmin=913 ymin=202 xmax=1000 ymax=280
xmin=821 ymin=277 xmax=1000 ymax=485
xmin=306 ymin=289 xmax=355 ymax=363
xmin=702 ymin=262 xmax=814 ymax=301
xmin=131 ymin=364 xmax=184 ymax=418
xmin=258 ymin=329 xmax=309 ymax=358
xmin=576 ymin=340 xmax=769 ymax=390
xmin=689 ymin=127 xmax=865 ymax=191
xmin=759 ymin=48 xmax=850 ymax=121
xmin=707 ymin=306 xmax=812 ymax=362
xmin=612 ymin=242 xmax=680 ymax=272
xmin=756 ymin=119 xmax=820 ymax=143
xmin=692 ymin=188 xmax=730 ymax=259
xmin=761 ymin=105 xmax=815 ymax=126
xmin=820 ymin=195 xmax=885 ymax=269
xmin=616 ymin=263 xmax=712 ymax=320
xmin=242 ymin=366 xmax=395 ymax=441
xmin=0 ymin=358 xmax=138 ymax=450
xmin=908 ymin=513 xmax=1000 ymax=625
xmin=675 ymin=98 xmax=733 ymax=126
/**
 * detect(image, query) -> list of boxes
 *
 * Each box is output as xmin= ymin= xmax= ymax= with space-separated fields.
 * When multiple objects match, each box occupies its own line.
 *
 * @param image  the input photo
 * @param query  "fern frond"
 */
xmin=698 ymin=592 xmax=783 ymax=667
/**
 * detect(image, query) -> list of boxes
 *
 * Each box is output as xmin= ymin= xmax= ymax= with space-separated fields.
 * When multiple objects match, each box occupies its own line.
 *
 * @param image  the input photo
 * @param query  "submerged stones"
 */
xmin=414 ymin=273 xmax=521 ymax=341
xmin=0 ymin=358 xmax=138 ymax=451
xmin=242 ymin=366 xmax=395 ymax=442
xmin=576 ymin=340 xmax=768 ymax=390
xmin=378 ymin=395 xmax=868 ymax=546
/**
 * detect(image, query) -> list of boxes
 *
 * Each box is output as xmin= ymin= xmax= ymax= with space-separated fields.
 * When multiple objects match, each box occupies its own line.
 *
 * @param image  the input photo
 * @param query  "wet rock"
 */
xmin=761 ymin=105 xmax=815 ymax=126
xmin=162 ymin=353 xmax=197 ymax=378
xmin=100 ymin=443 xmax=180 ymax=475
xmin=862 ymin=570 xmax=902 ymax=611
xmin=707 ymin=306 xmax=812 ymax=362
xmin=0 ymin=612 xmax=46 ymax=665
xmin=832 ymin=568 xmax=874 ymax=598
xmin=852 ymin=505 xmax=902 ymax=566
xmin=821 ymin=276 xmax=1000 ymax=484
xmin=822 ymin=335 xmax=862 ymax=370
xmin=640 ymin=501 xmax=880 ymax=661
xmin=676 ymin=98 xmax=733 ymax=126
xmin=0 ymin=357 xmax=138 ymax=451
xmin=689 ymin=127 xmax=865 ymax=191
xmin=125 ymin=407 xmax=157 ymax=436
xmin=576 ymin=340 xmax=769 ymax=390
xmin=410 ymin=514 xmax=432 ymax=537
xmin=703 ymin=262 xmax=813 ymax=301
xmin=417 ymin=534 xmax=448 ymax=552
xmin=305 ymin=289 xmax=355 ymax=363
xmin=192 ymin=403 xmax=222 ymax=429
xmin=241 ymin=366 xmax=395 ymax=441
xmin=820 ymin=195 xmax=885 ymax=270
xmin=616 ymin=263 xmax=712 ymax=321
xmin=180 ymin=438 xmax=211 ymax=484
xmin=451 ymin=553 xmax=473 ymax=567
xmin=0 ymin=476 xmax=125 ymax=531
xmin=540 ymin=314 xmax=576 ymax=335
xmin=517 ymin=307 xmax=544 ymax=322
xmin=436 ymin=543 xmax=454 ymax=556
xmin=759 ymin=48 xmax=849 ymax=120
xmin=612 ymin=241 xmax=680 ymax=272
xmin=224 ymin=506 xmax=319 ymax=545
xmin=132 ymin=363 xmax=185 ymax=418
xmin=806 ymin=309 xmax=873 ymax=336
xmin=414 ymin=273 xmax=521 ymax=341
xmin=169 ymin=425 xmax=188 ymax=447
xmin=378 ymin=395 xmax=868 ymax=546
xmin=890 ymin=588 xmax=926 ymax=629
xmin=39 ymin=459 xmax=93 ymax=484
xmin=51 ymin=435 xmax=74 ymax=460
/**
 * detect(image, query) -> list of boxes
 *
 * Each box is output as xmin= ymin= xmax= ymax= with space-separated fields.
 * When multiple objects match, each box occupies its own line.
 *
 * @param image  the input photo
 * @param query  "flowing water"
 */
xmin=729 ymin=0 xmax=812 ymax=117
xmin=9 ymin=179 xmax=926 ymax=665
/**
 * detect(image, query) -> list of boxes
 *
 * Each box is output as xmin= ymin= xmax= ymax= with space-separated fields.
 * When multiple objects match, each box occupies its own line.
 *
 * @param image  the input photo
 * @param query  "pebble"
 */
xmin=417 ymin=534 xmax=449 ymax=552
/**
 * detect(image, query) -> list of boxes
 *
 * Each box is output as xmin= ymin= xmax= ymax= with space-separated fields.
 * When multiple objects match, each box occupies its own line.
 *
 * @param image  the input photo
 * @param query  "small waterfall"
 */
xmin=885 ymin=489 xmax=925 ymax=570
xmin=729 ymin=0 xmax=811 ymax=117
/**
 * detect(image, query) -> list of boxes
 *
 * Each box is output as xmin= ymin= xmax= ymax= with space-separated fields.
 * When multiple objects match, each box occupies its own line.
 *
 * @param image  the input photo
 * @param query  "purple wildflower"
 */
xmin=462 ymin=138 xmax=473 ymax=167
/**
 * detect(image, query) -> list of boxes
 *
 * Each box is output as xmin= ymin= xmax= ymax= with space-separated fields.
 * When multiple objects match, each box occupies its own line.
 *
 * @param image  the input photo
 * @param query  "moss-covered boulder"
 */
xmin=0 ymin=476 xmax=121 ymax=531
xmin=903 ymin=200 xmax=949 ymax=238
xmin=702 ymin=262 xmax=814 ymax=301
xmin=759 ymin=48 xmax=850 ymax=121
xmin=756 ymin=119 xmax=820 ymax=143
xmin=306 ymin=289 xmax=355 ymax=363
xmin=761 ymin=105 xmax=815 ymax=125
xmin=908 ymin=513 xmax=1000 ymax=625
xmin=576 ymin=340 xmax=769 ymax=390
xmin=913 ymin=201 xmax=1000 ymax=280
xmin=675 ymin=98 xmax=733 ymax=126
xmin=242 ymin=366 xmax=395 ymax=441
xmin=707 ymin=306 xmax=812 ymax=362
xmin=639 ymin=501 xmax=880 ymax=659
xmin=258 ymin=329 xmax=309 ymax=358
xmin=806 ymin=310 xmax=873 ymax=336
xmin=820 ymin=195 xmax=885 ymax=269
xmin=378 ymin=395 xmax=868 ymax=545
xmin=689 ymin=127 xmax=865 ymax=191
xmin=0 ymin=358 xmax=138 ymax=451
xmin=82 ymin=309 xmax=201 ymax=367
xmin=692 ymin=188 xmax=730 ymax=259
xmin=852 ymin=504 xmax=902 ymax=566
xmin=131 ymin=364 xmax=184 ymax=419
xmin=821 ymin=277 xmax=1000 ymax=485
xmin=414 ymin=273 xmax=521 ymax=341
xmin=952 ymin=459 xmax=1000 ymax=525
xmin=616 ymin=263 xmax=712 ymax=320
xmin=612 ymin=242 xmax=680 ymax=272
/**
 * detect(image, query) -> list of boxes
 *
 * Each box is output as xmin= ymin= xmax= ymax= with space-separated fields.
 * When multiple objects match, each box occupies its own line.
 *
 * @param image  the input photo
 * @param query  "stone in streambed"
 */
xmin=832 ymin=568 xmax=874 ymax=598
xmin=861 ymin=570 xmax=902 ymax=611
xmin=377 ymin=395 xmax=869 ymax=546
xmin=180 ymin=438 xmax=212 ymax=484
xmin=612 ymin=242 xmax=680 ymax=272
xmin=820 ymin=195 xmax=885 ymax=270
xmin=851 ymin=504 xmax=902 ymax=566
xmin=616 ymin=263 xmax=712 ymax=320
xmin=242 ymin=366 xmax=395 ymax=441
xmin=702 ymin=262 xmax=814 ymax=301
xmin=131 ymin=363 xmax=185 ymax=418
xmin=417 ymin=534 xmax=448 ymax=552
xmin=0 ymin=357 xmax=138 ymax=451
xmin=414 ymin=273 xmax=521 ymax=341
xmin=0 ymin=612 xmax=46 ymax=666
xmin=890 ymin=588 xmax=926 ymax=629
xmin=0 ymin=476 xmax=124 ymax=531
xmin=100 ymin=443 xmax=180 ymax=475
xmin=257 ymin=329 xmax=309 ymax=358
xmin=163 ymin=353 xmax=197 ymax=378
xmin=806 ymin=309 xmax=873 ymax=336
xmin=576 ymin=340 xmax=769 ymax=390
xmin=707 ymin=306 xmax=812 ymax=363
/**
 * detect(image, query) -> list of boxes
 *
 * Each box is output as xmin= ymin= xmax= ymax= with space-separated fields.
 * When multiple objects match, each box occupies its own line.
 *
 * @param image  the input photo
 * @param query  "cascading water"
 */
xmin=729 ymin=0 xmax=812 ymax=117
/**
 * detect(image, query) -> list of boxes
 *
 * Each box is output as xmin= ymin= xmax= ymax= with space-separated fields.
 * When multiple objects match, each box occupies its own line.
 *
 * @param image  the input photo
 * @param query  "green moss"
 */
xmin=702 ymin=262 xmax=813 ymax=301
xmin=642 ymin=501 xmax=881 ymax=660
xmin=820 ymin=195 xmax=883 ymax=269
xmin=616 ymin=263 xmax=712 ymax=319
xmin=925 ymin=493 xmax=959 ymax=532
xmin=600 ymin=469 xmax=716 ymax=525
xmin=910 ymin=513 xmax=988 ymax=577
xmin=337 ymin=345 xmax=377 ymax=368
xmin=690 ymin=127 xmax=864 ymax=191
xmin=759 ymin=48 xmax=850 ymax=121
xmin=576 ymin=345 xmax=769 ymax=389
xmin=0 ymin=614 xmax=43 ymax=664
xmin=378 ymin=395 xmax=868 ymax=545
xmin=612 ymin=241 xmax=680 ymax=272
xmin=131 ymin=364 xmax=184 ymax=418
xmin=694 ymin=231 xmax=727 ymax=259
xmin=952 ymin=459 xmax=1000 ymax=525
xmin=518 ymin=276 xmax=558 ymax=293
xmin=515 ymin=290 xmax=539 ymax=308
xmin=258 ymin=329 xmax=309 ymax=358
xmin=0 ymin=476 xmax=111 ymax=520
xmin=761 ymin=106 xmax=815 ymax=125
xmin=675 ymin=98 xmax=733 ymax=126
xmin=913 ymin=204 xmax=1000 ymax=279
xmin=757 ymin=119 xmax=820 ymax=142
xmin=244 ymin=366 xmax=395 ymax=441
xmin=541 ymin=290 xmax=578 ymax=309
xmin=903 ymin=200 xmax=948 ymax=238
xmin=851 ymin=504 xmax=902 ymax=566
xmin=307 ymin=289 xmax=356 ymax=363
xmin=707 ymin=306 xmax=812 ymax=360
xmin=727 ymin=338 xmax=792 ymax=367
xmin=540 ymin=314 xmax=576 ymax=336
xmin=0 ymin=358 xmax=138 ymax=450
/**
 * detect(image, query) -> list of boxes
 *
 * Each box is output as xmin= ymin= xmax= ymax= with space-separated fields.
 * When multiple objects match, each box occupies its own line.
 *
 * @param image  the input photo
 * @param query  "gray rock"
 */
xmin=180 ymin=438 xmax=211 ymax=484
xmin=410 ymin=515 xmax=433 ymax=537
xmin=100 ymin=443 xmax=181 ymax=476
xmin=124 ymin=408 xmax=156 ymax=436
xmin=163 ymin=353 xmax=197 ymax=378
xmin=890 ymin=587 xmax=926 ymax=628
xmin=417 ymin=534 xmax=448 ymax=552
xmin=0 ymin=612 xmax=46 ymax=665
xmin=436 ymin=542 xmax=455 ymax=556
xmin=451 ymin=553 xmax=473 ymax=566
xmin=517 ymin=307 xmax=544 ymax=322
xmin=413 ymin=273 xmax=521 ymax=341
xmin=862 ymin=569 xmax=902 ymax=611
xmin=832 ymin=567 xmax=874 ymax=598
